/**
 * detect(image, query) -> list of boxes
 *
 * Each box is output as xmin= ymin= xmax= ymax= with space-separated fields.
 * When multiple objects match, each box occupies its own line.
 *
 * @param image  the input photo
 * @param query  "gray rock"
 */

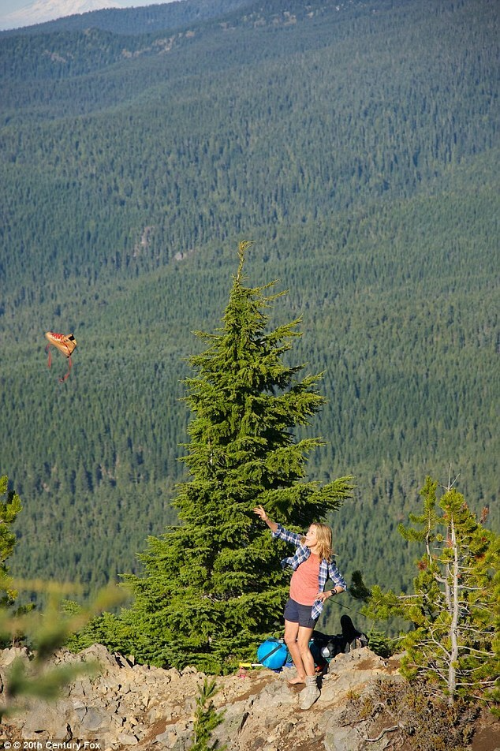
xmin=78 ymin=644 xmax=121 ymax=670
xmin=252 ymin=680 xmax=296 ymax=709
xmin=324 ymin=723 xmax=392 ymax=751
xmin=81 ymin=706 xmax=108 ymax=732
xmin=20 ymin=703 xmax=73 ymax=739
xmin=154 ymin=729 xmax=175 ymax=745
xmin=212 ymin=709 xmax=249 ymax=745
xmin=0 ymin=647 xmax=30 ymax=666
xmin=73 ymin=704 xmax=87 ymax=722
xmin=116 ymin=733 xmax=139 ymax=745
xmin=113 ymin=653 xmax=134 ymax=668
xmin=324 ymin=725 xmax=364 ymax=751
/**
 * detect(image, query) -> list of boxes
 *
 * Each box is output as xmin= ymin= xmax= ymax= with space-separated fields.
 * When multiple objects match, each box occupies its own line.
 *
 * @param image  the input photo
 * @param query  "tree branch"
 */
xmin=365 ymin=725 xmax=402 ymax=743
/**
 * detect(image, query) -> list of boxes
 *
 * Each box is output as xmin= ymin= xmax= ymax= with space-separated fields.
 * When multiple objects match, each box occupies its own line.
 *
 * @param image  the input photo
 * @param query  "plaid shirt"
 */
xmin=272 ymin=523 xmax=347 ymax=620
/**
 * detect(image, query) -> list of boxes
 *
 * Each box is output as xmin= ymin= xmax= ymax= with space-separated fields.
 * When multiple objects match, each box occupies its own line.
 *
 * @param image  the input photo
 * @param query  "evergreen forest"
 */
xmin=0 ymin=0 xmax=498 ymax=636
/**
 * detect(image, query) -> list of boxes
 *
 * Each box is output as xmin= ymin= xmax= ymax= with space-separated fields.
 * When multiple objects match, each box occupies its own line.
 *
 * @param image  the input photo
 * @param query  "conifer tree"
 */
xmin=120 ymin=243 xmax=353 ymax=672
xmin=191 ymin=678 xmax=226 ymax=751
xmin=0 ymin=476 xmax=125 ymax=717
xmin=365 ymin=477 xmax=499 ymax=706
xmin=0 ymin=475 xmax=22 ymax=608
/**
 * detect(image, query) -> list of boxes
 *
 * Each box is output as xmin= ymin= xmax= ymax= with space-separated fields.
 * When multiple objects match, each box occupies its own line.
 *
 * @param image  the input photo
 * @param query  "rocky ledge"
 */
xmin=0 ymin=645 xmax=498 ymax=751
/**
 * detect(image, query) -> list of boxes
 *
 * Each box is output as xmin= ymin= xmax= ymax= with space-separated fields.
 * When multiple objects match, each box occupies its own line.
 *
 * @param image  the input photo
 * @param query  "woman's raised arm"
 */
xmin=253 ymin=505 xmax=279 ymax=533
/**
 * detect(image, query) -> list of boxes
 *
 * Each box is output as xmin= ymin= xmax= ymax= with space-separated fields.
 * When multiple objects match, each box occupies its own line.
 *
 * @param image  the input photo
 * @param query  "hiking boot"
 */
xmin=45 ymin=332 xmax=77 ymax=358
xmin=299 ymin=676 xmax=320 ymax=710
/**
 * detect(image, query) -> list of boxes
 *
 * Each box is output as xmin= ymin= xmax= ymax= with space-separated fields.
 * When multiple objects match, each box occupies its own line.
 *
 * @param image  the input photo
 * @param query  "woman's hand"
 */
xmin=253 ymin=506 xmax=278 ymax=533
xmin=253 ymin=505 xmax=268 ymax=522
xmin=316 ymin=589 xmax=337 ymax=602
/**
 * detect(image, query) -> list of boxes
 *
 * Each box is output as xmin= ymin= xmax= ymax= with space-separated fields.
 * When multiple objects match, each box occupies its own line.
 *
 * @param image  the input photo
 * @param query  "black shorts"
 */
xmin=283 ymin=597 xmax=318 ymax=629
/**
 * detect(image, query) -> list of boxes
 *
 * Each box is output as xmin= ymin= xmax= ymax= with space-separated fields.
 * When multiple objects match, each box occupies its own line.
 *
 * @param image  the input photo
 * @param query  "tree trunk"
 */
xmin=448 ymin=516 xmax=459 ymax=704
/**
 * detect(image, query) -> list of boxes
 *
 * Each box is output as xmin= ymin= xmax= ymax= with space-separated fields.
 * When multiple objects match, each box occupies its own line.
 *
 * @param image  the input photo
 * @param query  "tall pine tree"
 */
xmin=120 ymin=244 xmax=353 ymax=672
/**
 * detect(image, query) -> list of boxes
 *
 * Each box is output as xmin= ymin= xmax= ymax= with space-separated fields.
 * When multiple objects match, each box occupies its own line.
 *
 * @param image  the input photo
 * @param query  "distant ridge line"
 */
xmin=0 ymin=0 xmax=254 ymax=37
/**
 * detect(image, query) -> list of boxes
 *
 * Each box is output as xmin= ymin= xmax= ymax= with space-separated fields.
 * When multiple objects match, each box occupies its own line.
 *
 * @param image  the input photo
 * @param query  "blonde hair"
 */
xmin=301 ymin=523 xmax=334 ymax=561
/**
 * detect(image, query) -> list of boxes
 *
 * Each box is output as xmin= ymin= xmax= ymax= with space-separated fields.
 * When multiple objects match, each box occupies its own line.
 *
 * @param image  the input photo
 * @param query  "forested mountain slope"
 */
xmin=0 ymin=0 xmax=252 ymax=37
xmin=0 ymin=0 xmax=498 ymax=627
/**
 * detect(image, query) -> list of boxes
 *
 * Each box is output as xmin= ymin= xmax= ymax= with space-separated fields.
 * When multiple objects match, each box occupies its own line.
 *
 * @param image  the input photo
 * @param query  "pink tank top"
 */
xmin=289 ymin=554 xmax=321 ymax=606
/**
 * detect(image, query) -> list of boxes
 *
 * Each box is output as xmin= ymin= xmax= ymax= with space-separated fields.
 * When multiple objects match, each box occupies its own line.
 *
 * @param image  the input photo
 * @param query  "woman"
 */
xmin=253 ymin=505 xmax=346 ymax=710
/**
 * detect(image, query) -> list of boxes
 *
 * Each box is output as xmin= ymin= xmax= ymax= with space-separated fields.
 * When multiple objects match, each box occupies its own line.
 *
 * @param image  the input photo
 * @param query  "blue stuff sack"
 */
xmin=257 ymin=639 xmax=288 ymax=670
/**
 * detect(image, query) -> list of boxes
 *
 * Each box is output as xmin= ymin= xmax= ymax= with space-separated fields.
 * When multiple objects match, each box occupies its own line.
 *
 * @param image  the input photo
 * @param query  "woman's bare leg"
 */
xmin=284 ymin=620 xmax=306 ymax=684
xmin=297 ymin=626 xmax=315 ymax=677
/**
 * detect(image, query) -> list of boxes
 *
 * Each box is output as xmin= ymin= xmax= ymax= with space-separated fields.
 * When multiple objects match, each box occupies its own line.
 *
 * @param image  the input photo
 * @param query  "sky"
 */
xmin=0 ymin=0 xmax=176 ymax=31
